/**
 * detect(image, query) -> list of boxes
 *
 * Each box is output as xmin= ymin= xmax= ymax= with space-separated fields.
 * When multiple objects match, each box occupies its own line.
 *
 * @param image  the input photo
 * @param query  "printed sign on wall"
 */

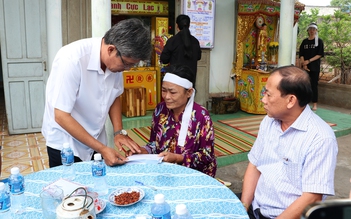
xmin=184 ymin=0 xmax=215 ymax=48
xmin=111 ymin=0 xmax=168 ymax=16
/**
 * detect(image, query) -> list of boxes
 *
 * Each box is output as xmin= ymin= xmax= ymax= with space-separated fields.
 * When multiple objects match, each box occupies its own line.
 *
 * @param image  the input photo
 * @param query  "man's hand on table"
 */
xmin=100 ymin=146 xmax=127 ymax=166
xmin=114 ymin=134 xmax=141 ymax=154
xmin=124 ymin=147 xmax=149 ymax=157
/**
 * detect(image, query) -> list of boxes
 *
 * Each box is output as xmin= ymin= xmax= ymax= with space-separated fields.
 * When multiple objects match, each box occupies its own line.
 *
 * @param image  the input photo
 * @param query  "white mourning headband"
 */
xmin=307 ymin=24 xmax=318 ymax=47
xmin=163 ymin=73 xmax=195 ymax=147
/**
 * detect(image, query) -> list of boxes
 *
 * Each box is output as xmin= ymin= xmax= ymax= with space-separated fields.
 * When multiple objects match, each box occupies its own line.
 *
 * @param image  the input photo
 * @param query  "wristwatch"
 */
xmin=113 ymin=129 xmax=128 ymax=137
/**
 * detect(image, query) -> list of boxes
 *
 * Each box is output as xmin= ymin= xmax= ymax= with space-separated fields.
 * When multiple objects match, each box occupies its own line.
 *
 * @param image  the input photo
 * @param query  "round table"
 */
xmin=21 ymin=162 xmax=249 ymax=218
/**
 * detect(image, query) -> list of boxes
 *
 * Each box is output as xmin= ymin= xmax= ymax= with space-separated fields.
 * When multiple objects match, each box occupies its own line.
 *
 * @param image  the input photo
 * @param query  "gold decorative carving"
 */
xmin=233 ymin=15 xmax=256 ymax=79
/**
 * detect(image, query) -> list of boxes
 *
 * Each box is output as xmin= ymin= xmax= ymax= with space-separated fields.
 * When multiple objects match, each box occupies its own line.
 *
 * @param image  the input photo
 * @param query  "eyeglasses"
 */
xmin=116 ymin=47 xmax=135 ymax=69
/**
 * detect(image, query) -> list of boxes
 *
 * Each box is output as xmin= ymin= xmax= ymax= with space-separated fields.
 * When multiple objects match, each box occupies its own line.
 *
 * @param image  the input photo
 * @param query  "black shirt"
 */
xmin=160 ymin=32 xmax=202 ymax=79
xmin=299 ymin=38 xmax=324 ymax=72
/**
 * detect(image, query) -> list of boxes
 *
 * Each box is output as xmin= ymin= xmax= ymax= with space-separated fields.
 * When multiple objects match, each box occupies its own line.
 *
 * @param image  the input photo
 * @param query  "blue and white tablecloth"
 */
xmin=21 ymin=162 xmax=248 ymax=219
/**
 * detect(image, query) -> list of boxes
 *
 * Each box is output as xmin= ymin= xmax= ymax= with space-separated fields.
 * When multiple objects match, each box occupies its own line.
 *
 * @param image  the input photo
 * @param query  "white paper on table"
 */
xmin=44 ymin=178 xmax=86 ymax=196
xmin=126 ymin=154 xmax=163 ymax=164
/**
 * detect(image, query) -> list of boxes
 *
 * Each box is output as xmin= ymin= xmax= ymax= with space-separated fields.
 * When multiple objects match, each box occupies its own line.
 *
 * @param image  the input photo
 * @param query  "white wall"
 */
xmin=92 ymin=0 xmax=111 ymax=37
xmin=292 ymin=24 xmax=298 ymax=65
xmin=278 ymin=0 xmax=295 ymax=67
xmin=46 ymin=0 xmax=63 ymax=73
xmin=304 ymin=6 xmax=339 ymax=15
xmin=209 ymin=0 xmax=235 ymax=94
xmin=91 ymin=0 xmax=115 ymax=148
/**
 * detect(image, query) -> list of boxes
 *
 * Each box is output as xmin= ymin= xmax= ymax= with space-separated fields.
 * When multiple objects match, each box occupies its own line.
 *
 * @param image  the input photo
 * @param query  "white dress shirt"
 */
xmin=42 ymin=37 xmax=123 ymax=161
xmin=248 ymin=106 xmax=338 ymax=218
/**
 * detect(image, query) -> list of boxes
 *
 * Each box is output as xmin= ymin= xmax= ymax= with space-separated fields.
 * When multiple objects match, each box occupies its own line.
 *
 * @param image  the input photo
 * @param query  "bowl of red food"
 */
xmin=108 ymin=187 xmax=145 ymax=207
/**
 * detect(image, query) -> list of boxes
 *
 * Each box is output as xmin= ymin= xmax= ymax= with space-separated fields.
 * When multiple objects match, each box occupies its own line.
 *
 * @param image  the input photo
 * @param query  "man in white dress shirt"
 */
xmin=240 ymin=66 xmax=338 ymax=219
xmin=42 ymin=18 xmax=151 ymax=167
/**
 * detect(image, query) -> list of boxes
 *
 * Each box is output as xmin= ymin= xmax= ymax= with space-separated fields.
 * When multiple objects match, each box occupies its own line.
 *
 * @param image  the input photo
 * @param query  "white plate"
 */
xmin=95 ymin=198 xmax=106 ymax=214
xmin=44 ymin=178 xmax=86 ymax=196
xmin=108 ymin=187 xmax=145 ymax=207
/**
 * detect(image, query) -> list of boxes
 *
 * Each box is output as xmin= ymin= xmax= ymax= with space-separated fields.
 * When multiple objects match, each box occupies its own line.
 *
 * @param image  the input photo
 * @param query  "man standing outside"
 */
xmin=240 ymin=66 xmax=338 ymax=219
xmin=299 ymin=22 xmax=324 ymax=111
xmin=42 ymin=18 xmax=152 ymax=167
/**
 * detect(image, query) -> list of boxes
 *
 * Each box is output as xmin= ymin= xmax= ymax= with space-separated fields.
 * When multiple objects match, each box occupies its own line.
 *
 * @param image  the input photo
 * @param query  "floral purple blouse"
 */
xmin=144 ymin=101 xmax=217 ymax=177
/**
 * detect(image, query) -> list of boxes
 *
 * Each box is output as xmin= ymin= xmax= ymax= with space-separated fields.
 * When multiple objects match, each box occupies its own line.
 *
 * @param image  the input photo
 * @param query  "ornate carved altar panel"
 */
xmin=234 ymin=0 xmax=304 ymax=114
xmin=234 ymin=0 xmax=305 ymax=78
xmin=237 ymin=69 xmax=270 ymax=114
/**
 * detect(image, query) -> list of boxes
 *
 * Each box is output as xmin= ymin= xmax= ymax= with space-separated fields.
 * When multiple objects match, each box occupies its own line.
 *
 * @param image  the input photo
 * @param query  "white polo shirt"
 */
xmin=42 ymin=37 xmax=124 ymax=161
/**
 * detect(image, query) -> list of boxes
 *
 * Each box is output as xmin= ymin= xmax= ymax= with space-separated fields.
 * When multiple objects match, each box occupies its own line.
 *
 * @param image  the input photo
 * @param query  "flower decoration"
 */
xmin=240 ymin=91 xmax=249 ymax=98
xmin=269 ymin=42 xmax=279 ymax=48
xmin=238 ymin=79 xmax=245 ymax=86
xmin=247 ymin=75 xmax=255 ymax=85
xmin=268 ymin=42 xmax=279 ymax=63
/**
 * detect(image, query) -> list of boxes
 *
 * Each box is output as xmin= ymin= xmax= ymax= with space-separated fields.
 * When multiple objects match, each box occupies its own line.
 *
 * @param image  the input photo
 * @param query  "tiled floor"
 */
xmin=1 ymin=133 xmax=49 ymax=178
xmin=0 ymin=95 xmax=49 ymax=178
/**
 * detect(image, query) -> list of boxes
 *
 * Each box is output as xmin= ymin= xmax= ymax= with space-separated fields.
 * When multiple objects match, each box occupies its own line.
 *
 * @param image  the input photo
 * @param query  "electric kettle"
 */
xmin=56 ymin=187 xmax=96 ymax=219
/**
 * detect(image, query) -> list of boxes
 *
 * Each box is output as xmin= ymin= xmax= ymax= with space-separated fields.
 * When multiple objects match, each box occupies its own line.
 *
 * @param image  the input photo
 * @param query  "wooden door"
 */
xmin=195 ymin=49 xmax=210 ymax=107
xmin=0 ymin=0 xmax=48 ymax=134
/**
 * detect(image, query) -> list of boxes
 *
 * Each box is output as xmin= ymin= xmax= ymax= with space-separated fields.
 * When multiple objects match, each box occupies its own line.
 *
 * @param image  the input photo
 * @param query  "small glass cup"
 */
xmin=40 ymin=186 xmax=64 ymax=219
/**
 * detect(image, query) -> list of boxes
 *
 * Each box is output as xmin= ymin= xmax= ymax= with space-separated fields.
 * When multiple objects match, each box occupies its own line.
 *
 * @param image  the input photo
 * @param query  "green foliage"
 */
xmin=296 ymin=9 xmax=320 ymax=48
xmin=331 ymin=0 xmax=351 ymax=12
xmin=297 ymin=8 xmax=351 ymax=83
xmin=330 ymin=0 xmax=351 ymax=6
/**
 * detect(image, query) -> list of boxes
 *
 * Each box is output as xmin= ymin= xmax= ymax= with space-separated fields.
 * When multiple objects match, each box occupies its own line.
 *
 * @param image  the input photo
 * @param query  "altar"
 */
xmin=237 ymin=69 xmax=270 ymax=114
xmin=234 ymin=0 xmax=304 ymax=114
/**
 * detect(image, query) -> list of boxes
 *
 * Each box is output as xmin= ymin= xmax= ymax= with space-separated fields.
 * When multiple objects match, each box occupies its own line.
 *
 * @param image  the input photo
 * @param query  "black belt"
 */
xmin=254 ymin=208 xmax=271 ymax=219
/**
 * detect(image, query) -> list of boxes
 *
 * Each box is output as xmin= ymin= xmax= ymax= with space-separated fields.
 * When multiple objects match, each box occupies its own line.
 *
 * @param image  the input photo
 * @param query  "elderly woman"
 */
xmin=130 ymin=64 xmax=217 ymax=177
